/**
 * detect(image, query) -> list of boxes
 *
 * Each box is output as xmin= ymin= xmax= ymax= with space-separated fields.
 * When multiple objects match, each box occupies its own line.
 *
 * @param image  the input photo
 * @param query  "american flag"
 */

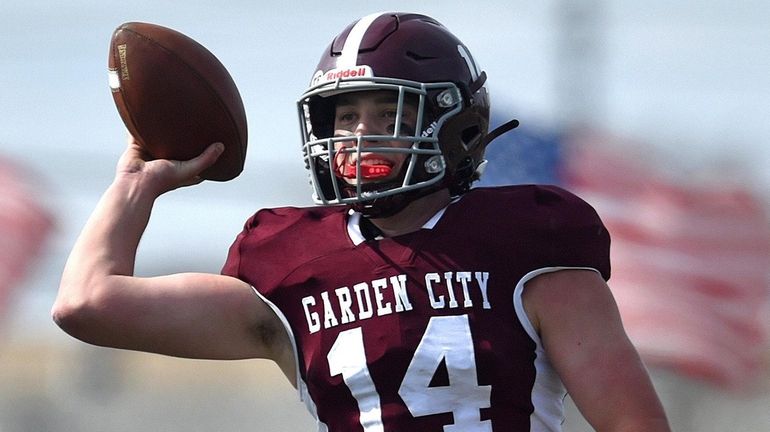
xmin=0 ymin=157 xmax=54 ymax=320
xmin=480 ymin=122 xmax=770 ymax=390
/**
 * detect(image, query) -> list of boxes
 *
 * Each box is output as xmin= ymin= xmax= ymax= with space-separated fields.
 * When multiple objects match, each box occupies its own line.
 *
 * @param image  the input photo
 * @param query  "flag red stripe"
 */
xmin=562 ymin=130 xmax=770 ymax=389
xmin=0 ymin=159 xmax=54 ymax=315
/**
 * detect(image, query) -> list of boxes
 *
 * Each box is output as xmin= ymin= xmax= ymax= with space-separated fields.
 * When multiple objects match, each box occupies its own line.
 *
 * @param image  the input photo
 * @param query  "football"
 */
xmin=108 ymin=22 xmax=247 ymax=181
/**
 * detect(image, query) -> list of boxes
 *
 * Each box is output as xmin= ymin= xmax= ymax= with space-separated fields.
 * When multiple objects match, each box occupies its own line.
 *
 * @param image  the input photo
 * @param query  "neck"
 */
xmin=368 ymin=189 xmax=452 ymax=237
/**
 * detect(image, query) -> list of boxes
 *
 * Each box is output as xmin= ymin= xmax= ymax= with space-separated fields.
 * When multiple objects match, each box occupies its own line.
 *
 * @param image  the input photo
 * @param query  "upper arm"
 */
xmin=53 ymin=272 xmax=292 ymax=365
xmin=523 ymin=270 xmax=670 ymax=432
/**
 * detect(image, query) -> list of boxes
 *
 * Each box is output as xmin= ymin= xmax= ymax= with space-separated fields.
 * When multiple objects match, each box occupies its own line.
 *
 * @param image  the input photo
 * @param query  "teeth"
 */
xmin=357 ymin=159 xmax=391 ymax=166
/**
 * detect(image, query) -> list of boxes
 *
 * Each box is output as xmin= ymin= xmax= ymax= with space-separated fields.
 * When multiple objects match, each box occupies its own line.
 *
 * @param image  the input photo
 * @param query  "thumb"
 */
xmin=182 ymin=142 xmax=225 ymax=177
xmin=199 ymin=142 xmax=225 ymax=165
xmin=169 ymin=142 xmax=225 ymax=189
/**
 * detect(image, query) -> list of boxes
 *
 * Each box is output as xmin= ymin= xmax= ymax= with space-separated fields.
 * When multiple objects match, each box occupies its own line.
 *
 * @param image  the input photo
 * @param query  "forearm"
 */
xmin=611 ymin=419 xmax=671 ymax=432
xmin=52 ymin=140 xmax=232 ymax=351
xmin=56 ymin=176 xmax=157 ymax=311
xmin=58 ymin=139 xmax=222 ymax=290
xmin=568 ymin=345 xmax=670 ymax=432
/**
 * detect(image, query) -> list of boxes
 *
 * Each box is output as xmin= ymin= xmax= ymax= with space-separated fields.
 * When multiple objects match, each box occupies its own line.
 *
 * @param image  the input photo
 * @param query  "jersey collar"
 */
xmin=346 ymin=197 xmax=458 ymax=246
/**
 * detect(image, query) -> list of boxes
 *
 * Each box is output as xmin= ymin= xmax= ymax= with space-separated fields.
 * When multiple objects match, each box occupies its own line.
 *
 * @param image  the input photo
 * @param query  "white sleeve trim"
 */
xmin=250 ymin=286 xmax=330 ymax=431
xmin=513 ymin=266 xmax=602 ymax=432
xmin=513 ymin=266 xmax=602 ymax=347
xmin=249 ymin=286 xmax=302 ymax=400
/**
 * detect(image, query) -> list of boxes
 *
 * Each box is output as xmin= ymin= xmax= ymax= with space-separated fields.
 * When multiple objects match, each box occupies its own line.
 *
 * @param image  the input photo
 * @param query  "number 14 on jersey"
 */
xmin=327 ymin=315 xmax=492 ymax=431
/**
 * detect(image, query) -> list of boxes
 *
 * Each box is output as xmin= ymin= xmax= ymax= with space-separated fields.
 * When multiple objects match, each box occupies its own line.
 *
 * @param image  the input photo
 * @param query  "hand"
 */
xmin=115 ymin=134 xmax=224 ymax=195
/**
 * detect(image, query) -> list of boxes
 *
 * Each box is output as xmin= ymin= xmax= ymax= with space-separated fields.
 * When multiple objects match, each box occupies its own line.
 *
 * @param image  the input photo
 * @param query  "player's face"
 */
xmin=332 ymin=91 xmax=418 ymax=184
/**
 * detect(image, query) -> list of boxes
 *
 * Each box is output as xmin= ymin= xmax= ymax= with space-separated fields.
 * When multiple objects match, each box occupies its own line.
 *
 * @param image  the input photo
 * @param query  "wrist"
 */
xmin=110 ymin=172 xmax=163 ymax=207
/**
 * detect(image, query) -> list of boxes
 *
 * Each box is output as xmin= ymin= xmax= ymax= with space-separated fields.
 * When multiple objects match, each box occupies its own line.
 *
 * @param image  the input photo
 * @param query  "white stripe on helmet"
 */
xmin=457 ymin=44 xmax=480 ymax=81
xmin=337 ymin=11 xmax=388 ymax=68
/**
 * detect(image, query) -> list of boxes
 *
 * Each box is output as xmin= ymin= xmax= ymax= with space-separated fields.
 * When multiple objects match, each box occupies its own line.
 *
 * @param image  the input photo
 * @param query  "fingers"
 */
xmin=126 ymin=131 xmax=139 ymax=146
xmin=196 ymin=142 xmax=225 ymax=170
xmin=115 ymin=137 xmax=225 ymax=194
xmin=177 ymin=142 xmax=224 ymax=180
xmin=157 ymin=142 xmax=224 ymax=192
xmin=124 ymin=132 xmax=147 ymax=154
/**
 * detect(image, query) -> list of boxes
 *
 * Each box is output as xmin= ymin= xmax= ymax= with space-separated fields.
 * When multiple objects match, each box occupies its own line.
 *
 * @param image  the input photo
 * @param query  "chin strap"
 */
xmin=482 ymin=118 xmax=520 ymax=147
xmin=358 ymin=215 xmax=384 ymax=241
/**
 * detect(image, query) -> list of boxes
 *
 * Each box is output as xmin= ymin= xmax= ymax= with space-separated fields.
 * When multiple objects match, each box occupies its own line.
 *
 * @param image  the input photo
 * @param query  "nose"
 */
xmin=353 ymin=113 xmax=374 ymax=136
xmin=352 ymin=114 xmax=382 ymax=148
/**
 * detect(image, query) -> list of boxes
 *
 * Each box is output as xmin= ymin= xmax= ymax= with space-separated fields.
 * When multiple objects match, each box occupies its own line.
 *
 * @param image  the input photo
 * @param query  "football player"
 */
xmin=53 ymin=12 xmax=670 ymax=432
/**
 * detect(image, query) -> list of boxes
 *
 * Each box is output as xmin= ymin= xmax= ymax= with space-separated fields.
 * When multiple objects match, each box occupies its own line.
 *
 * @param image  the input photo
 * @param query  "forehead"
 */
xmin=335 ymin=90 xmax=399 ymax=106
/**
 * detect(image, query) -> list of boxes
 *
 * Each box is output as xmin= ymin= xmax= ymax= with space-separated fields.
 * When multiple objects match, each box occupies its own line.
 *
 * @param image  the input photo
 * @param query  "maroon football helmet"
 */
xmin=297 ymin=12 xmax=517 ymax=217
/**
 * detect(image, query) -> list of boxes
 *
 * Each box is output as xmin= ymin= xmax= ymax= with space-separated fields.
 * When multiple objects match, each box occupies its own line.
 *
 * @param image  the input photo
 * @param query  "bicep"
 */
xmin=67 ymin=272 xmax=286 ymax=361
xmin=524 ymin=270 xmax=669 ymax=431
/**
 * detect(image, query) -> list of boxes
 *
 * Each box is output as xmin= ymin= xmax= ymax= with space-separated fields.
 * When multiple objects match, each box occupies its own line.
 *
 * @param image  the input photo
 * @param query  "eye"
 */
xmin=335 ymin=111 xmax=358 ymax=125
xmin=385 ymin=107 xmax=417 ymax=135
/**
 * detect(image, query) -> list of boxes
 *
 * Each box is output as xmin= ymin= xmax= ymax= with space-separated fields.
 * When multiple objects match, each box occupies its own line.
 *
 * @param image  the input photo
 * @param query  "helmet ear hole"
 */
xmin=461 ymin=125 xmax=482 ymax=150
xmin=308 ymin=96 xmax=336 ymax=138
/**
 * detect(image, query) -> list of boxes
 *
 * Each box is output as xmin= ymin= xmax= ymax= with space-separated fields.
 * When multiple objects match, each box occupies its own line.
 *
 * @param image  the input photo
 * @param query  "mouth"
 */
xmin=338 ymin=156 xmax=395 ymax=180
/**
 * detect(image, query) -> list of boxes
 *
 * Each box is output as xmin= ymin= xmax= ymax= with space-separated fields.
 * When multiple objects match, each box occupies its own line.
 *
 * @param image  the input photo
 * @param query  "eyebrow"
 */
xmin=335 ymin=94 xmax=401 ymax=107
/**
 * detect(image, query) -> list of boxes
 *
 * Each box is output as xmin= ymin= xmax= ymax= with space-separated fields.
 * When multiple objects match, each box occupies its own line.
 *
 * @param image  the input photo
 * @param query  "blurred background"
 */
xmin=1 ymin=0 xmax=769 ymax=430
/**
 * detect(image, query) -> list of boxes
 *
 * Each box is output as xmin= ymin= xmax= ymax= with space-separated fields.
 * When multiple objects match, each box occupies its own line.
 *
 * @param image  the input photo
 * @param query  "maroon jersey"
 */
xmin=222 ymin=185 xmax=610 ymax=432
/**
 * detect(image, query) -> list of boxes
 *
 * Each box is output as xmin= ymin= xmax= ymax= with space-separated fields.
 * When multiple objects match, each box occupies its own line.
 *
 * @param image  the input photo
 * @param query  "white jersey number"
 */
xmin=327 ymin=315 xmax=492 ymax=432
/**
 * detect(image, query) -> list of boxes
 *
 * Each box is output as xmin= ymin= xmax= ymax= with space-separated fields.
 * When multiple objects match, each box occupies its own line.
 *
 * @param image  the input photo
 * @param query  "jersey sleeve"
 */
xmin=220 ymin=212 xmax=255 ymax=279
xmin=530 ymin=185 xmax=611 ymax=280
xmin=221 ymin=208 xmax=306 ymax=287
xmin=221 ymin=205 xmax=349 ymax=292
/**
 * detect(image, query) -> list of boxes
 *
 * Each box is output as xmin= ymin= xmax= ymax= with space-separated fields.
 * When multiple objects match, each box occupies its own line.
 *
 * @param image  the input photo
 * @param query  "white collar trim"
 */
xmin=346 ymin=197 xmax=459 ymax=246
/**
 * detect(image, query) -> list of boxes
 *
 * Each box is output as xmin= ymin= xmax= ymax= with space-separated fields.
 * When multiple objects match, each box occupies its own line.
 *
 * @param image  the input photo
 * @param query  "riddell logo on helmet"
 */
xmin=311 ymin=66 xmax=374 ymax=86
xmin=421 ymin=121 xmax=439 ymax=137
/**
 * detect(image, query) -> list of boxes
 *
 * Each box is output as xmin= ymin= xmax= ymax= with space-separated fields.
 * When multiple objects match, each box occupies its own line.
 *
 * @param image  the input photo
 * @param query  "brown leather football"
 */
xmin=108 ymin=22 xmax=247 ymax=181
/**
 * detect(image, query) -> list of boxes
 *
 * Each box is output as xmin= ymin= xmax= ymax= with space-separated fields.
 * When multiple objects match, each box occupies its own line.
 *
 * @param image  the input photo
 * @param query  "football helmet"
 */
xmin=297 ymin=12 xmax=517 ymax=217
